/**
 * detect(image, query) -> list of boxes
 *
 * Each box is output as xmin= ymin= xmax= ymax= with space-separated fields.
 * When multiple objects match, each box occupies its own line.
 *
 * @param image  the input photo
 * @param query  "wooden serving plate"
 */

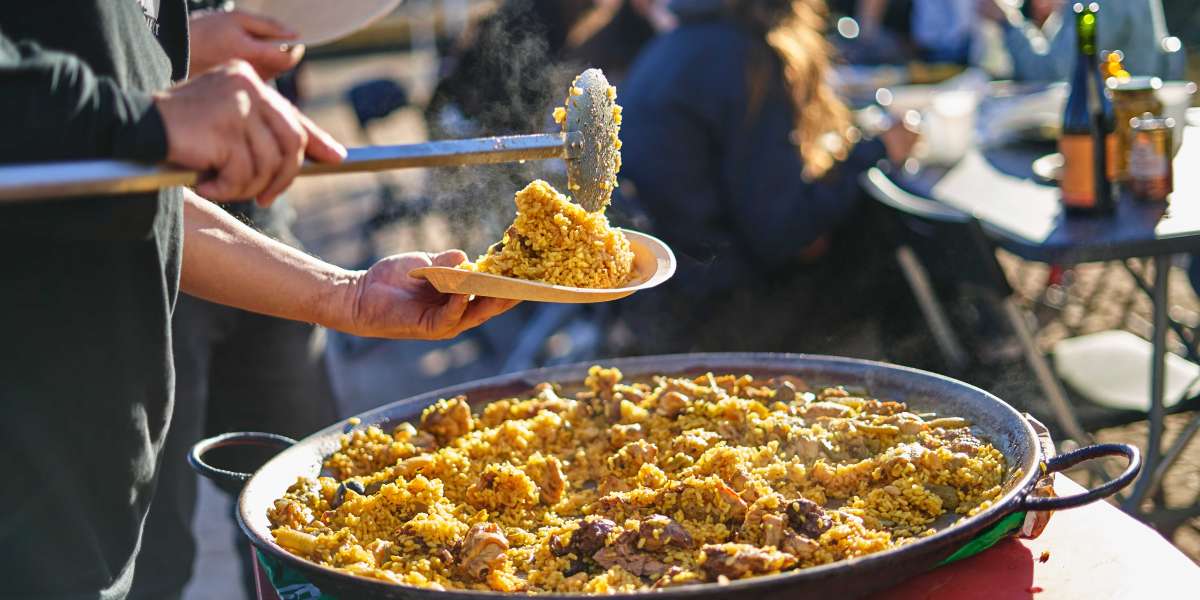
xmin=409 ymin=229 xmax=675 ymax=303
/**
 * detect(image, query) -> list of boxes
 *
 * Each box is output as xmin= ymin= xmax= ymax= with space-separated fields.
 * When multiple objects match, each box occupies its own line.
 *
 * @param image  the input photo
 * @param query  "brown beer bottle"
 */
xmin=1059 ymin=3 xmax=1114 ymax=214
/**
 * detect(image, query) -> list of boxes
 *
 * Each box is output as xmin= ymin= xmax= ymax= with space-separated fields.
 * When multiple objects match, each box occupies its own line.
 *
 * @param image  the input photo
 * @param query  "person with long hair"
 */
xmin=977 ymin=0 xmax=1170 ymax=82
xmin=614 ymin=0 xmax=917 ymax=356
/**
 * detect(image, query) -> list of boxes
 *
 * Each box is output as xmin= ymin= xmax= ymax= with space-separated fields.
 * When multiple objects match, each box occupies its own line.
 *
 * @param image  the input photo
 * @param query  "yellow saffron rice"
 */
xmin=461 ymin=180 xmax=634 ymax=288
xmin=268 ymin=367 xmax=1007 ymax=593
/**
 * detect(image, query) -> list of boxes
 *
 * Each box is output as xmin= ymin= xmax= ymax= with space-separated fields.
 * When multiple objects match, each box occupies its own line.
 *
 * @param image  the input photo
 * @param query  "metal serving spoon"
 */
xmin=0 ymin=68 xmax=620 ymax=212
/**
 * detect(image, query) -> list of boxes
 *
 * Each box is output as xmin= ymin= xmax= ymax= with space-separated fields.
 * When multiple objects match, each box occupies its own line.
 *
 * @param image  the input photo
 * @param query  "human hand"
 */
xmin=337 ymin=250 xmax=520 ymax=340
xmin=879 ymin=122 xmax=920 ymax=165
xmin=189 ymin=10 xmax=304 ymax=80
xmin=977 ymin=0 xmax=1017 ymax=23
xmin=154 ymin=60 xmax=345 ymax=205
xmin=1029 ymin=0 xmax=1065 ymax=26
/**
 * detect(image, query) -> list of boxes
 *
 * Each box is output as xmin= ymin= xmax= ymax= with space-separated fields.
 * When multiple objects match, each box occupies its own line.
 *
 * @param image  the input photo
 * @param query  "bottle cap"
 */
xmin=1107 ymin=76 xmax=1162 ymax=92
xmin=1129 ymin=113 xmax=1174 ymax=130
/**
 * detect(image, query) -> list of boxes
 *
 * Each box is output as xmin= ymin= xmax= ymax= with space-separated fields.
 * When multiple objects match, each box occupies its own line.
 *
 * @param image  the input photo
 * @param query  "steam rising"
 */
xmin=424 ymin=0 xmax=581 ymax=255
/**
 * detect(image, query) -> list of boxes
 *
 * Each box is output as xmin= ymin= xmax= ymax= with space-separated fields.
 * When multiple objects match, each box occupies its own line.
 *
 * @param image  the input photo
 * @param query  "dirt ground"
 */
xmin=1001 ymin=255 xmax=1200 ymax=563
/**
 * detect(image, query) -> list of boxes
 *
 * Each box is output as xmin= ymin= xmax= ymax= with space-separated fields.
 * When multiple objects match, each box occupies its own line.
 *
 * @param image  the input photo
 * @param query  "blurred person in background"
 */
xmin=978 ymin=0 xmax=1170 ymax=82
xmin=827 ymin=0 xmax=914 ymax=64
xmin=854 ymin=0 xmax=974 ymax=63
xmin=426 ymin=0 xmax=671 ymax=138
xmin=572 ymin=0 xmax=679 ymax=82
xmin=909 ymin=0 xmax=975 ymax=62
xmin=127 ymin=3 xmax=337 ymax=599
xmin=426 ymin=0 xmax=595 ymax=138
xmin=613 ymin=0 xmax=918 ymax=357
xmin=424 ymin=0 xmax=672 ymax=251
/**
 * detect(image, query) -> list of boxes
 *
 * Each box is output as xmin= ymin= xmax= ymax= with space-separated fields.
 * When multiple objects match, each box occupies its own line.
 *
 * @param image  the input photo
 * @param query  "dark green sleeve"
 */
xmin=0 ymin=28 xmax=168 ymax=164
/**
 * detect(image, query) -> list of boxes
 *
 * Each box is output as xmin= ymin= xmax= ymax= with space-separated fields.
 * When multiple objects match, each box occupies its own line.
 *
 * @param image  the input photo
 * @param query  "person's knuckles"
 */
xmin=264 ymin=104 xmax=306 ymax=158
xmin=225 ymin=58 xmax=260 ymax=83
xmin=264 ymin=163 xmax=299 ymax=201
xmin=215 ymin=61 xmax=260 ymax=101
xmin=222 ymin=152 xmax=255 ymax=197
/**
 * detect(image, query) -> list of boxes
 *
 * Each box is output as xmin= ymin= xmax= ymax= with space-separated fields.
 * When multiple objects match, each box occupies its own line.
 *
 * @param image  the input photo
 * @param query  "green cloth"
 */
xmin=936 ymin=511 xmax=1028 ymax=566
xmin=0 ymin=1 xmax=189 ymax=598
xmin=259 ymin=553 xmax=337 ymax=600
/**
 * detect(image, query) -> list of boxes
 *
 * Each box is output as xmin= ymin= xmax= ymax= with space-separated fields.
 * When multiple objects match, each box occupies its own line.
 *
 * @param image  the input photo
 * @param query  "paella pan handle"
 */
xmin=1019 ymin=443 xmax=1141 ymax=511
xmin=189 ymin=431 xmax=297 ymax=488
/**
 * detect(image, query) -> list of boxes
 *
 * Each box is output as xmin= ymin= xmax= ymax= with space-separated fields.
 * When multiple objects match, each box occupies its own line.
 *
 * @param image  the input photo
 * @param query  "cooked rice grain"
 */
xmin=268 ymin=367 xmax=1006 ymax=593
xmin=461 ymin=180 xmax=634 ymax=288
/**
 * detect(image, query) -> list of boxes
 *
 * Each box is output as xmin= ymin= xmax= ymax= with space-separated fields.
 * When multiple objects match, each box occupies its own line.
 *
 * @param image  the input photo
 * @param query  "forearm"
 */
xmin=180 ymin=189 xmax=359 ymax=329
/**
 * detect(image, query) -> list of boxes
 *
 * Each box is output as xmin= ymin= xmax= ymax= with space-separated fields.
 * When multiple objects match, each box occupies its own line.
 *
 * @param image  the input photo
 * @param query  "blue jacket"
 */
xmin=1000 ymin=0 xmax=1168 ymax=82
xmin=616 ymin=18 xmax=886 ymax=298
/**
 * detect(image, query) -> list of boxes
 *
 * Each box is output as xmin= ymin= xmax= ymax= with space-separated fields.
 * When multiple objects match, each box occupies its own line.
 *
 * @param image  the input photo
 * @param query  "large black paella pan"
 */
xmin=191 ymin=353 xmax=1139 ymax=599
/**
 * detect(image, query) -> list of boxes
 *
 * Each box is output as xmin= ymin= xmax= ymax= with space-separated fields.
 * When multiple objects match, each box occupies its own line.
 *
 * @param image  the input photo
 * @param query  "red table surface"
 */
xmin=254 ymin=475 xmax=1199 ymax=600
xmin=873 ymin=474 xmax=1200 ymax=600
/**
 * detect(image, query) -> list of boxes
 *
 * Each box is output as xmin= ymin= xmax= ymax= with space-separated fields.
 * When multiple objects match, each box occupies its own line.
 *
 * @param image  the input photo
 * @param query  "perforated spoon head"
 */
xmin=562 ymin=68 xmax=621 ymax=212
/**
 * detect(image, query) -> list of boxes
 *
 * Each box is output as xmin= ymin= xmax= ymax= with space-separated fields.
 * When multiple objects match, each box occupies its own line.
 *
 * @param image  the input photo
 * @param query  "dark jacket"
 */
xmin=617 ymin=17 xmax=886 ymax=299
xmin=0 ymin=2 xmax=188 ymax=598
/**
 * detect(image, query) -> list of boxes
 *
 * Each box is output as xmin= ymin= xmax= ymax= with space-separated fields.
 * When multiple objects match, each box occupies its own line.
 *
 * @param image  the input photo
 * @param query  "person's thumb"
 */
xmin=243 ymin=40 xmax=303 ymax=79
xmin=432 ymin=249 xmax=469 ymax=267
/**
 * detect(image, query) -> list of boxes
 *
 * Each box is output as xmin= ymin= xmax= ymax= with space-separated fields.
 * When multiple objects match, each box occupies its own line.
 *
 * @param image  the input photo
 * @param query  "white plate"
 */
xmin=235 ymin=0 xmax=403 ymax=46
xmin=410 ymin=230 xmax=676 ymax=304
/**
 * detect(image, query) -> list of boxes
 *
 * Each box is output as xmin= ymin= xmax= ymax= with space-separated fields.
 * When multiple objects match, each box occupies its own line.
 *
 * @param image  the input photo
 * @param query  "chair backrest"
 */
xmin=862 ymin=167 xmax=1013 ymax=297
xmin=346 ymin=79 xmax=410 ymax=131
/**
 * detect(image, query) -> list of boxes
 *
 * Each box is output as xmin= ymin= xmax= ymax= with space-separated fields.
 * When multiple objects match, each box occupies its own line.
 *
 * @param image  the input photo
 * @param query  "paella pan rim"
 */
xmin=236 ymin=352 xmax=1043 ymax=599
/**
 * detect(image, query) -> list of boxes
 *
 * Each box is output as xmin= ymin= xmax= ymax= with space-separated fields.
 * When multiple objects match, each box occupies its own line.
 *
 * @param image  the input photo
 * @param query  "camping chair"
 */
xmin=861 ymin=167 xmax=1094 ymax=446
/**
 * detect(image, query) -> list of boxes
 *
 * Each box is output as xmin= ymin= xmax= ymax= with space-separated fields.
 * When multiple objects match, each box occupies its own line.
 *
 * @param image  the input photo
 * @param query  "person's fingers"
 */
xmin=256 ymin=119 xmax=303 ymax=202
xmin=284 ymin=43 xmax=305 ymax=70
xmin=295 ymin=110 xmax=346 ymax=163
xmin=396 ymin=252 xmax=436 ymax=281
xmin=427 ymin=294 xmax=470 ymax=338
xmin=257 ymin=90 xmax=307 ymax=199
xmin=197 ymin=138 xmax=254 ymax=200
xmin=432 ymin=249 xmax=469 ymax=267
xmin=244 ymin=39 xmax=304 ymax=79
xmin=452 ymin=298 xmax=520 ymax=334
xmin=246 ymin=111 xmax=283 ymax=204
xmin=231 ymin=10 xmax=298 ymax=39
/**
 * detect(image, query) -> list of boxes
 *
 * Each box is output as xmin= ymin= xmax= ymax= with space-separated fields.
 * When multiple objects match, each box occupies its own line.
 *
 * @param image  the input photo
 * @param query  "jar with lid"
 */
xmin=1128 ymin=113 xmax=1174 ymax=202
xmin=1107 ymin=76 xmax=1163 ymax=182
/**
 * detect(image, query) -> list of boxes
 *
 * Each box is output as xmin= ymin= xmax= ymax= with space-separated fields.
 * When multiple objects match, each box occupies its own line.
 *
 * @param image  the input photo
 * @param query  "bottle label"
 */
xmin=1130 ymin=138 xmax=1168 ymax=178
xmin=1060 ymin=134 xmax=1095 ymax=208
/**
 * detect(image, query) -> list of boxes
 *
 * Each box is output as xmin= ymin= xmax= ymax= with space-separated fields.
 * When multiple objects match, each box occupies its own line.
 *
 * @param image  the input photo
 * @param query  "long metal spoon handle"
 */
xmin=0 ymin=132 xmax=579 ymax=203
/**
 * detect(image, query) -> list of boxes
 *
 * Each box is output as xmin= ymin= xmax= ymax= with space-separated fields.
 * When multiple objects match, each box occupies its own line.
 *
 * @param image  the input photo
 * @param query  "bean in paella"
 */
xmin=267 ymin=367 xmax=1006 ymax=593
